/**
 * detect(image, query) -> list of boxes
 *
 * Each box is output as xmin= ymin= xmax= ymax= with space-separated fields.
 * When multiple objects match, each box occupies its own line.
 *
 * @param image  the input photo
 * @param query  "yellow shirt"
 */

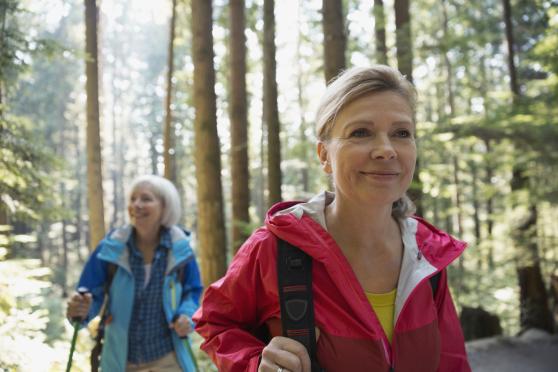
xmin=365 ymin=289 xmax=397 ymax=343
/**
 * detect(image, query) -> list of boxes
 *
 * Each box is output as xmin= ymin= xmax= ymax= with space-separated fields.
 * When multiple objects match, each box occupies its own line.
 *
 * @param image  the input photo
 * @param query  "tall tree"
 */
xmin=229 ymin=0 xmax=250 ymax=253
xmin=191 ymin=0 xmax=227 ymax=285
xmin=322 ymin=0 xmax=346 ymax=83
xmin=502 ymin=0 xmax=553 ymax=332
xmin=502 ymin=0 xmax=519 ymax=100
xmin=85 ymin=0 xmax=105 ymax=250
xmin=394 ymin=0 xmax=423 ymax=214
xmin=394 ymin=0 xmax=413 ymax=82
xmin=296 ymin=2 xmax=310 ymax=194
xmin=373 ymin=0 xmax=388 ymax=65
xmin=263 ymin=0 xmax=281 ymax=206
xmin=440 ymin=0 xmax=455 ymax=115
xmin=164 ymin=0 xmax=177 ymax=182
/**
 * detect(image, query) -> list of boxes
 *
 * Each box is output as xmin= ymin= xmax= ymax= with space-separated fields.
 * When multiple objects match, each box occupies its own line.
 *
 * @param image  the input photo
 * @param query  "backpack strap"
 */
xmin=277 ymin=238 xmax=441 ymax=372
xmin=429 ymin=271 xmax=442 ymax=298
xmin=91 ymin=263 xmax=117 ymax=372
xmin=277 ymin=239 xmax=323 ymax=372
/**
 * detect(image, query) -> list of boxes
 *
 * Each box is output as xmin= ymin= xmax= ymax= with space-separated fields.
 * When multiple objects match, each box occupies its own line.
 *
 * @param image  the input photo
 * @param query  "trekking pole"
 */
xmin=172 ymin=314 xmax=199 ymax=371
xmin=66 ymin=287 xmax=89 ymax=372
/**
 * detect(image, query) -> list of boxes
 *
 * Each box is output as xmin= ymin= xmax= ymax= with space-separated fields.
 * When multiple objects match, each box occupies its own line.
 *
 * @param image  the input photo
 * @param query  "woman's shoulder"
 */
xmin=103 ymin=225 xmax=133 ymax=244
xmin=406 ymin=216 xmax=460 ymax=242
xmin=230 ymin=227 xmax=279 ymax=268
xmin=167 ymin=225 xmax=190 ymax=243
xmin=405 ymin=216 xmax=467 ymax=263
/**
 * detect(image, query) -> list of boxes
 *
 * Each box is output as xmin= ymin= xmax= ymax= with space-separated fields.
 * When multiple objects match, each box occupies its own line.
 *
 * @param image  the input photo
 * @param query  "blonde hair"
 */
xmin=316 ymin=65 xmax=417 ymax=219
xmin=127 ymin=175 xmax=181 ymax=227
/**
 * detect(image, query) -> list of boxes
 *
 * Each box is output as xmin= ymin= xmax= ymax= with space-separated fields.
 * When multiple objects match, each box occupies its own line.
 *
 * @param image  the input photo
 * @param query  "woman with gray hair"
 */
xmin=67 ymin=175 xmax=202 ymax=371
xmin=194 ymin=65 xmax=470 ymax=372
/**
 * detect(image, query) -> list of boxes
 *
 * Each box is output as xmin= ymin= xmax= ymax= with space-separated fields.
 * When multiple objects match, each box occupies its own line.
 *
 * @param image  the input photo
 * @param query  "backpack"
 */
xmin=276 ymin=238 xmax=441 ymax=372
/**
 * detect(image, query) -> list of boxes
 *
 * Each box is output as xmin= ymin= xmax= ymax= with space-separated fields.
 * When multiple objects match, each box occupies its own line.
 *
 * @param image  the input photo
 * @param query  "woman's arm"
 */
xmin=435 ymin=269 xmax=472 ymax=372
xmin=193 ymin=229 xmax=279 ymax=372
xmin=177 ymin=256 xmax=203 ymax=316
xmin=70 ymin=243 xmax=110 ymax=324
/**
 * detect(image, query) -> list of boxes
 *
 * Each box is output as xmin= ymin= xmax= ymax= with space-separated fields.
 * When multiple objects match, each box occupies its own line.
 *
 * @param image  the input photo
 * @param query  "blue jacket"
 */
xmin=77 ymin=225 xmax=202 ymax=371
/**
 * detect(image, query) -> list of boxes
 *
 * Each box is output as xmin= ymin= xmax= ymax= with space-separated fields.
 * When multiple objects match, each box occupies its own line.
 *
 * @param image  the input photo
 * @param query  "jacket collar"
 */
xmin=265 ymin=191 xmax=466 ymax=270
xmin=97 ymin=225 xmax=194 ymax=274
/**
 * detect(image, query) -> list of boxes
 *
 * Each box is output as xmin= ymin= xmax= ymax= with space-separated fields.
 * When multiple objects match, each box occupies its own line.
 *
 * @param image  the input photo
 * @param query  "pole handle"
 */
xmin=70 ymin=287 xmax=90 ymax=323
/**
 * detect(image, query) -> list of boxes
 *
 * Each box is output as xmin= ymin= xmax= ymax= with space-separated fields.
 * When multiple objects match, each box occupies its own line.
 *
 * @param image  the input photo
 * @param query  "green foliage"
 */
xmin=0 ymin=259 xmax=91 ymax=371
xmin=532 ymin=6 xmax=558 ymax=89
xmin=0 ymin=0 xmax=64 ymax=96
xmin=0 ymin=115 xmax=63 ymax=223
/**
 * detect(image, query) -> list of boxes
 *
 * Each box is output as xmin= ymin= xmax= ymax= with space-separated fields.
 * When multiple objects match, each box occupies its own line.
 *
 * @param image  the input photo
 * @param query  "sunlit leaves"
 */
xmin=0 ymin=115 xmax=61 ymax=222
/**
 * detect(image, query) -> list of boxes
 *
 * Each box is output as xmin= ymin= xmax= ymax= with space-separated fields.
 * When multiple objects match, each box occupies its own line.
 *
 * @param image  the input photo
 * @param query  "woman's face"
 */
xmin=127 ymin=184 xmax=164 ymax=231
xmin=318 ymin=90 xmax=416 ymax=207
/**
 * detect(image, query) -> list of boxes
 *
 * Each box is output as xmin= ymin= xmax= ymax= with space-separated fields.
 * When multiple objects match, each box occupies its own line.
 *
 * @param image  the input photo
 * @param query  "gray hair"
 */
xmin=127 ymin=175 xmax=181 ymax=227
xmin=316 ymin=65 xmax=417 ymax=219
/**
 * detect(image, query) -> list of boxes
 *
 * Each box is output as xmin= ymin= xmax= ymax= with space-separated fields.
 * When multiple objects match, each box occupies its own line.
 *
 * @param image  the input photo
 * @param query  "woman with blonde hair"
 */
xmin=194 ymin=65 xmax=470 ymax=372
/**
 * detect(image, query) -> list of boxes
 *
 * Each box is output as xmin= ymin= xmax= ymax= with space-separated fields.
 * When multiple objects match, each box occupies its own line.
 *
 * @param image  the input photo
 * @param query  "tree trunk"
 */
xmin=263 ymin=0 xmax=281 ymax=207
xmin=373 ymin=0 xmax=388 ymax=65
xmin=394 ymin=0 xmax=413 ymax=83
xmin=296 ymin=9 xmax=309 ymax=193
xmin=480 ymin=58 xmax=495 ymax=268
xmin=502 ymin=0 xmax=553 ymax=332
xmin=511 ymin=172 xmax=554 ymax=332
xmin=470 ymin=157 xmax=482 ymax=269
xmin=110 ymin=65 xmax=120 ymax=229
xmin=74 ymin=120 xmax=85 ymax=264
xmin=164 ymin=0 xmax=177 ymax=182
xmin=322 ymin=0 xmax=346 ymax=83
xmin=483 ymin=139 xmax=495 ymax=268
xmin=62 ymin=217 xmax=68 ymax=296
xmin=149 ymin=134 xmax=158 ymax=175
xmin=441 ymin=0 xmax=455 ymax=116
xmin=229 ymin=0 xmax=250 ymax=254
xmin=85 ymin=0 xmax=105 ymax=251
xmin=408 ymin=159 xmax=424 ymax=217
xmin=394 ymin=0 xmax=420 ymax=213
xmin=191 ymin=0 xmax=227 ymax=285
xmin=502 ymin=0 xmax=519 ymax=101
xmin=452 ymin=155 xmax=465 ymax=289
xmin=0 ymin=2 xmax=6 ymax=115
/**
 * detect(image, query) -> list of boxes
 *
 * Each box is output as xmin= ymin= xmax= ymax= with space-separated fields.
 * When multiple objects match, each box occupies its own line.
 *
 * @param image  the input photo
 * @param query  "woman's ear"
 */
xmin=317 ymin=142 xmax=332 ymax=174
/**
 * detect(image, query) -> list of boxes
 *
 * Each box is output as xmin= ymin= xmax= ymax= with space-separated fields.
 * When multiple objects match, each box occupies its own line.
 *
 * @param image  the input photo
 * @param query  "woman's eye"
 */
xmin=395 ymin=129 xmax=412 ymax=138
xmin=349 ymin=128 xmax=369 ymax=138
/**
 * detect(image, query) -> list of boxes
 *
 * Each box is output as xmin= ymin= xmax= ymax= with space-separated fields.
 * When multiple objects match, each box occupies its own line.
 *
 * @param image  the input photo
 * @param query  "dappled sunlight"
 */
xmin=0 ymin=259 xmax=93 ymax=371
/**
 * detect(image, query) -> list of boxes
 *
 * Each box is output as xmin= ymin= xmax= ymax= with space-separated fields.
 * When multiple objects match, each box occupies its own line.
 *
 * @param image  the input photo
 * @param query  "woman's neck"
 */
xmin=134 ymin=226 xmax=161 ymax=260
xmin=325 ymin=195 xmax=400 ymax=255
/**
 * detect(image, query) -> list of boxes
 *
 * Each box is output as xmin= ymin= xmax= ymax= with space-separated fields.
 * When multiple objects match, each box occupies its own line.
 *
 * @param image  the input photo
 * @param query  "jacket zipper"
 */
xmin=388 ymin=252 xmax=441 ymax=372
xmin=381 ymin=338 xmax=394 ymax=371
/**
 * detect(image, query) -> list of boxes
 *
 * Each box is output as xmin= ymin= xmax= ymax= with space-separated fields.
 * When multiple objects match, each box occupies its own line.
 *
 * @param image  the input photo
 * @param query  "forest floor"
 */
xmin=467 ymin=329 xmax=558 ymax=372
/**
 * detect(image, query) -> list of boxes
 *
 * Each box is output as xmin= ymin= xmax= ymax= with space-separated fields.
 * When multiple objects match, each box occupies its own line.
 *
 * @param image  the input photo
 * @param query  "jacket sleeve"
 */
xmin=177 ymin=255 xmax=203 ymax=319
xmin=76 ymin=242 xmax=110 ymax=324
xmin=435 ymin=269 xmax=472 ymax=372
xmin=193 ymin=229 xmax=277 ymax=372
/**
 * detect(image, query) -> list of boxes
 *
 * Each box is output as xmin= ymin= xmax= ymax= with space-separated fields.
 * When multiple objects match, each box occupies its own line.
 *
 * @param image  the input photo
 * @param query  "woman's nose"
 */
xmin=369 ymin=135 xmax=396 ymax=160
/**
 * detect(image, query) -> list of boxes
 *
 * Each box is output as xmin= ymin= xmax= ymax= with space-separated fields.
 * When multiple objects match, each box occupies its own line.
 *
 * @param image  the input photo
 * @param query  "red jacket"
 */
xmin=193 ymin=195 xmax=471 ymax=372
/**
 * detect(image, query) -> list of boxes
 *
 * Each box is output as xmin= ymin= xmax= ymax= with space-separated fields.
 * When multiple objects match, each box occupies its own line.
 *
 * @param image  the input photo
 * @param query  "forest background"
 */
xmin=1 ymin=0 xmax=557 ymax=370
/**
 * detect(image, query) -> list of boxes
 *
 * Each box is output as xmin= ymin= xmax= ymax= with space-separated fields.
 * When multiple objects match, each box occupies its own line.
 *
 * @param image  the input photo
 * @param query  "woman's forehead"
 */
xmin=331 ymin=93 xmax=414 ymax=129
xmin=131 ymin=183 xmax=157 ymax=195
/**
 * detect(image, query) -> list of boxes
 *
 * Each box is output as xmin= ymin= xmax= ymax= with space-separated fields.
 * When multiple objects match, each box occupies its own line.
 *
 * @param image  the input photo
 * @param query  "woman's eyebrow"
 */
xmin=342 ymin=119 xmax=375 ymax=128
xmin=342 ymin=119 xmax=413 ymax=127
